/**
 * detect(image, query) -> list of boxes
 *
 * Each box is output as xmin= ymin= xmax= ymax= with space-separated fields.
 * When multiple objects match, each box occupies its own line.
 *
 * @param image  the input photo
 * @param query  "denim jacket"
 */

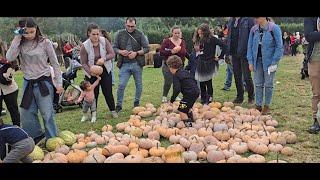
xmin=247 ymin=22 xmax=284 ymax=71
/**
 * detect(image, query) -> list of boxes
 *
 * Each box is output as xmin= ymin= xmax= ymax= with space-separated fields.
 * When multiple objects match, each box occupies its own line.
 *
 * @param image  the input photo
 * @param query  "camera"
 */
xmin=14 ymin=27 xmax=26 ymax=35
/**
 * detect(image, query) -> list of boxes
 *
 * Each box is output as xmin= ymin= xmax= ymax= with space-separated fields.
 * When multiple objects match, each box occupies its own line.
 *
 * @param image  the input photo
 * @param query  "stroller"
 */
xmin=54 ymin=57 xmax=83 ymax=113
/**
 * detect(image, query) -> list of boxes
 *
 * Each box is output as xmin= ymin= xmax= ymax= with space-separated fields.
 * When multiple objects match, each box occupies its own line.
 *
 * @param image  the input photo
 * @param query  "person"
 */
xmin=100 ymin=29 xmax=115 ymax=85
xmin=72 ymin=41 xmax=82 ymax=63
xmin=282 ymin=31 xmax=291 ymax=55
xmin=300 ymin=34 xmax=309 ymax=79
xmin=6 ymin=17 xmax=63 ymax=144
xmin=75 ymin=76 xmax=101 ymax=123
xmin=193 ymin=23 xmax=226 ymax=104
xmin=185 ymin=43 xmax=199 ymax=80
xmin=225 ymin=17 xmax=255 ymax=104
xmin=247 ymin=17 xmax=283 ymax=114
xmin=80 ymin=24 xmax=118 ymax=119
xmin=0 ymin=118 xmax=35 ymax=163
xmin=290 ymin=33 xmax=297 ymax=56
xmin=113 ymin=17 xmax=149 ymax=112
xmin=167 ymin=55 xmax=200 ymax=127
xmin=160 ymin=25 xmax=187 ymax=103
xmin=153 ymin=48 xmax=163 ymax=68
xmin=304 ymin=17 xmax=320 ymax=133
xmin=63 ymin=41 xmax=73 ymax=59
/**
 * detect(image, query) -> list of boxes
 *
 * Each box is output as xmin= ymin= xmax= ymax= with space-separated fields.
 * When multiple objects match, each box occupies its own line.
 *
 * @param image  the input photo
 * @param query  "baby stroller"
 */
xmin=54 ymin=57 xmax=83 ymax=113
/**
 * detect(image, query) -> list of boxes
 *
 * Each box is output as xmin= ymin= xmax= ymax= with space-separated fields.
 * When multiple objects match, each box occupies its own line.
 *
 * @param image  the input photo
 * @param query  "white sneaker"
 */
xmin=81 ymin=115 xmax=88 ymax=122
xmin=91 ymin=111 xmax=97 ymax=123
xmin=175 ymin=97 xmax=181 ymax=101
xmin=111 ymin=111 xmax=119 ymax=118
xmin=162 ymin=96 xmax=167 ymax=103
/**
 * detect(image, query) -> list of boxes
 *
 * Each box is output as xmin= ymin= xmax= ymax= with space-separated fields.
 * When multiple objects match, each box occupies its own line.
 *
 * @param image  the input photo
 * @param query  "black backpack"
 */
xmin=0 ymin=61 xmax=14 ymax=85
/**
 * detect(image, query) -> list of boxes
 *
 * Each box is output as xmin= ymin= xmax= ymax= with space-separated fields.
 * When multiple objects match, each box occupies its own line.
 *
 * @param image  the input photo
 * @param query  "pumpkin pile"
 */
xmin=30 ymin=102 xmax=296 ymax=163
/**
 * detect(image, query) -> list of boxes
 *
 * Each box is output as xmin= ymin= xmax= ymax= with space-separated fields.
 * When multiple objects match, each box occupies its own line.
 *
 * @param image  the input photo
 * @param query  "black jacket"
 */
xmin=226 ymin=17 xmax=255 ymax=57
xmin=304 ymin=17 xmax=320 ymax=61
xmin=170 ymin=68 xmax=200 ymax=103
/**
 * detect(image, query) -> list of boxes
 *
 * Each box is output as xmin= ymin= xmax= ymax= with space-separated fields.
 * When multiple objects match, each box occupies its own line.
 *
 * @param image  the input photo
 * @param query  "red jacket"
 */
xmin=160 ymin=38 xmax=187 ymax=62
xmin=63 ymin=44 xmax=73 ymax=55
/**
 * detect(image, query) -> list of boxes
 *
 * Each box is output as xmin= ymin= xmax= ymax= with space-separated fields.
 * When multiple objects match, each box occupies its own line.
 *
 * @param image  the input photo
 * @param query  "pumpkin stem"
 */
xmin=93 ymin=154 xmax=98 ymax=163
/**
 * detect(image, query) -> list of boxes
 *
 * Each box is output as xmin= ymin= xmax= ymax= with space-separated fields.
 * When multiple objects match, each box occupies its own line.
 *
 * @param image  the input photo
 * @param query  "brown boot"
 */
xmin=262 ymin=105 xmax=270 ymax=115
xmin=255 ymin=105 xmax=262 ymax=112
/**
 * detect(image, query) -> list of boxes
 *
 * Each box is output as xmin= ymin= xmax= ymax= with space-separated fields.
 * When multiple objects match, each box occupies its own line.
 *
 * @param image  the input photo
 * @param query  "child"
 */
xmin=75 ymin=76 xmax=101 ymax=123
xmin=167 ymin=55 xmax=200 ymax=127
xmin=0 ymin=118 xmax=35 ymax=163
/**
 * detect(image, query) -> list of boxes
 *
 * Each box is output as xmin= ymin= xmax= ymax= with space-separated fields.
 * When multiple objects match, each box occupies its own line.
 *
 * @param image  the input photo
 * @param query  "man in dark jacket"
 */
xmin=304 ymin=17 xmax=320 ymax=134
xmin=225 ymin=17 xmax=255 ymax=105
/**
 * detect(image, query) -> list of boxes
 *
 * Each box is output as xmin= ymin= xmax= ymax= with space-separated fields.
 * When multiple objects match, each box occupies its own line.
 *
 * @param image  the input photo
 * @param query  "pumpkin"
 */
xmin=148 ymin=130 xmax=160 ymax=140
xmin=28 ymin=145 xmax=45 ymax=161
xmin=138 ymin=110 xmax=153 ymax=118
xmin=266 ymin=119 xmax=279 ymax=127
xmin=198 ymin=127 xmax=213 ymax=137
xmin=230 ymin=142 xmax=248 ymax=154
xmin=202 ymin=135 xmax=218 ymax=147
xmin=169 ymin=131 xmax=181 ymax=144
xmin=270 ymin=133 xmax=286 ymax=145
xmin=130 ymin=127 xmax=143 ymax=137
xmin=283 ymin=131 xmax=297 ymax=144
xmin=162 ymin=149 xmax=184 ymax=163
xmin=132 ymin=107 xmax=146 ymax=115
xmin=176 ymin=121 xmax=186 ymax=129
xmin=137 ymin=138 xmax=154 ymax=150
xmin=213 ymin=123 xmax=228 ymax=132
xmin=59 ymin=130 xmax=76 ymax=146
xmin=142 ymin=156 xmax=165 ymax=163
xmin=209 ymin=102 xmax=222 ymax=109
xmin=213 ymin=130 xmax=231 ymax=141
xmin=83 ymin=153 xmax=106 ymax=163
xmin=205 ymin=145 xmax=219 ymax=153
xmin=193 ymin=102 xmax=203 ymax=109
xmin=95 ymin=136 xmax=108 ymax=145
xmin=248 ymin=154 xmax=266 ymax=163
xmin=207 ymin=150 xmax=226 ymax=163
xmin=46 ymin=137 xmax=65 ymax=152
xmin=248 ymin=141 xmax=269 ymax=155
xmin=66 ymin=149 xmax=87 ymax=163
xmin=265 ymin=126 xmax=276 ymax=133
xmin=268 ymin=143 xmax=283 ymax=152
xmin=86 ymin=141 xmax=97 ymax=148
xmin=167 ymin=144 xmax=185 ymax=152
xmin=268 ymin=160 xmax=288 ymax=163
xmin=223 ymin=102 xmax=234 ymax=108
xmin=222 ymin=149 xmax=236 ymax=159
xmin=237 ymin=157 xmax=251 ymax=163
xmin=182 ymin=151 xmax=197 ymax=163
xmin=203 ymin=111 xmax=219 ymax=120
xmin=43 ymin=152 xmax=68 ymax=163
xmin=149 ymin=143 xmax=166 ymax=157
xmin=101 ymin=125 xmax=113 ymax=132
xmin=123 ymin=154 xmax=144 ymax=163
xmin=90 ymin=65 xmax=103 ymax=76
xmin=55 ymin=145 xmax=70 ymax=155
xmin=141 ymin=125 xmax=152 ymax=136
xmin=179 ymin=137 xmax=191 ymax=149
xmin=226 ymin=155 xmax=242 ymax=163
xmin=197 ymin=150 xmax=207 ymax=160
xmin=75 ymin=133 xmax=85 ymax=140
xmin=104 ymin=153 xmax=125 ymax=163
xmin=88 ymin=147 xmax=103 ymax=155
xmin=71 ymin=142 xmax=86 ymax=150
xmin=281 ymin=147 xmax=294 ymax=156
xmin=116 ymin=122 xmax=130 ymax=132
xmin=102 ymin=131 xmax=115 ymax=138
xmin=146 ymin=103 xmax=155 ymax=109
xmin=128 ymin=142 xmax=139 ymax=150
xmin=102 ymin=145 xmax=130 ymax=156
xmin=217 ymin=141 xmax=230 ymax=150
xmin=221 ymin=107 xmax=232 ymax=112
xmin=130 ymin=147 xmax=149 ymax=158
xmin=89 ymin=133 xmax=100 ymax=141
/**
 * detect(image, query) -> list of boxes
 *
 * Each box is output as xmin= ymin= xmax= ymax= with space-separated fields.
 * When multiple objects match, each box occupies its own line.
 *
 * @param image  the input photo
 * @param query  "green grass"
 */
xmin=2 ymin=54 xmax=320 ymax=162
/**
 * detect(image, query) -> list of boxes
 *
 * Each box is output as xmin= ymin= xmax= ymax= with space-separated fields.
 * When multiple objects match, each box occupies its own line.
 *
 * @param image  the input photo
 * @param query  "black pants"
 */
xmin=232 ymin=55 xmax=254 ymax=100
xmin=200 ymin=79 xmax=213 ymax=103
xmin=0 ymin=90 xmax=20 ymax=126
xmin=53 ymin=86 xmax=59 ymax=105
xmin=178 ymin=93 xmax=199 ymax=114
xmin=85 ymin=66 xmax=115 ymax=111
xmin=291 ymin=45 xmax=297 ymax=56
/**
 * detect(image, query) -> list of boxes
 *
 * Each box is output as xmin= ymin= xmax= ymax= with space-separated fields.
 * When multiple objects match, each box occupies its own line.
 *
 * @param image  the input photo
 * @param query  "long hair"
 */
xmin=100 ymin=29 xmax=112 ymax=43
xmin=193 ymin=23 xmax=213 ymax=44
xmin=18 ymin=17 xmax=44 ymax=44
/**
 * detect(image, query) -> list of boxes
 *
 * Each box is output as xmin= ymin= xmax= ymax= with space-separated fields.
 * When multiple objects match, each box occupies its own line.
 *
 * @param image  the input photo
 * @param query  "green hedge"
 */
xmin=279 ymin=23 xmax=304 ymax=34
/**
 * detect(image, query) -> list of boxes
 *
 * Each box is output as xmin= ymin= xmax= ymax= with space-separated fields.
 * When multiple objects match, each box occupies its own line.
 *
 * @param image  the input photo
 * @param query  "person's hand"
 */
xmin=56 ymin=86 xmax=64 ymax=95
xmin=173 ymin=46 xmax=181 ymax=53
xmin=96 ymin=76 xmax=102 ymax=80
xmin=120 ymin=50 xmax=130 ymax=57
xmin=214 ymin=57 xmax=220 ymax=61
xmin=128 ymin=51 xmax=138 ymax=59
xmin=249 ymin=64 xmax=254 ymax=72
xmin=96 ymin=58 xmax=104 ymax=66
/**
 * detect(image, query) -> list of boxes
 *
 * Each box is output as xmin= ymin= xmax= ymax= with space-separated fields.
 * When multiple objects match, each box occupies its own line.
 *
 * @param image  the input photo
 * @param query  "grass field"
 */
xmin=2 ymin=54 xmax=319 ymax=162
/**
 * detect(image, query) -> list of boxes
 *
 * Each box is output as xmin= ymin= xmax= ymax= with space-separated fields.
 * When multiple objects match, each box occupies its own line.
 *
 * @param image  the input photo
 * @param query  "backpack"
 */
xmin=251 ymin=22 xmax=276 ymax=41
xmin=0 ymin=59 xmax=14 ymax=85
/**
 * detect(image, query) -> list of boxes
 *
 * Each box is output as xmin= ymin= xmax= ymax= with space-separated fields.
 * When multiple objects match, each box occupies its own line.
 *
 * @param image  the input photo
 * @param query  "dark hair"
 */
xmin=87 ymin=23 xmax=100 ymax=38
xmin=100 ymin=29 xmax=112 ymax=43
xmin=126 ymin=17 xmax=136 ymax=24
xmin=167 ymin=55 xmax=182 ymax=69
xmin=193 ymin=23 xmax=213 ymax=44
xmin=79 ymin=80 xmax=90 ymax=91
xmin=18 ymin=17 xmax=44 ymax=43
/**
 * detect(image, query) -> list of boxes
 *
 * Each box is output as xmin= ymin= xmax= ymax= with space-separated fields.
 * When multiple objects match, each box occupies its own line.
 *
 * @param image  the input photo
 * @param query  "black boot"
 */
xmin=187 ymin=111 xmax=194 ymax=122
xmin=184 ymin=118 xmax=193 ymax=127
xmin=233 ymin=97 xmax=244 ymax=104
xmin=308 ymin=119 xmax=320 ymax=134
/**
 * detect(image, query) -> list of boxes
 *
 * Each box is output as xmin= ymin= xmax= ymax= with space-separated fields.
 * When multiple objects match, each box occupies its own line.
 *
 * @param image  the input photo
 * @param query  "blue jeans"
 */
xmin=111 ymin=59 xmax=115 ymax=85
xmin=20 ymin=79 xmax=58 ymax=139
xmin=224 ymin=64 xmax=233 ymax=89
xmin=116 ymin=62 xmax=143 ymax=107
xmin=254 ymin=58 xmax=276 ymax=106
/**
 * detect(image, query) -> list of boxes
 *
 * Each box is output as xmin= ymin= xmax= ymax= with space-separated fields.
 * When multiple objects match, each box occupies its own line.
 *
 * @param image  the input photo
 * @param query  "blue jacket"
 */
xmin=185 ymin=51 xmax=197 ymax=78
xmin=226 ymin=17 xmax=255 ymax=57
xmin=304 ymin=17 xmax=320 ymax=62
xmin=247 ymin=22 xmax=284 ymax=71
